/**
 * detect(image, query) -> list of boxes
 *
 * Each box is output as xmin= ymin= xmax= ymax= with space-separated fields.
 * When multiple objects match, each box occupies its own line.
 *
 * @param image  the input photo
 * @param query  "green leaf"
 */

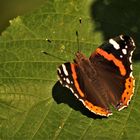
xmin=0 ymin=0 xmax=140 ymax=140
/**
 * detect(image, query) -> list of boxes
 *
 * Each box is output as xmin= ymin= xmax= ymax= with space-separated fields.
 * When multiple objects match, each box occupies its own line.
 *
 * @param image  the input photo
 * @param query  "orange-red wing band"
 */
xmin=70 ymin=63 xmax=85 ymax=98
xmin=96 ymin=48 xmax=126 ymax=76
xmin=84 ymin=100 xmax=112 ymax=117
xmin=118 ymin=76 xmax=135 ymax=110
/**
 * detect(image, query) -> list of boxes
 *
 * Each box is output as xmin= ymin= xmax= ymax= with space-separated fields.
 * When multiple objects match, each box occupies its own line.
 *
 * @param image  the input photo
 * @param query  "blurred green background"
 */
xmin=1 ymin=0 xmax=140 ymax=60
xmin=0 ymin=0 xmax=45 ymax=34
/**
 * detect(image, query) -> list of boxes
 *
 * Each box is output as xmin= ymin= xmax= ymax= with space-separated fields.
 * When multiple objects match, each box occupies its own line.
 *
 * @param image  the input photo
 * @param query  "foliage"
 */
xmin=0 ymin=0 xmax=140 ymax=139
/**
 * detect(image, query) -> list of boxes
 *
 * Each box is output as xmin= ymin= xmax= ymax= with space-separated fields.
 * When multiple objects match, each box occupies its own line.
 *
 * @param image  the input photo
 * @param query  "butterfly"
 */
xmin=57 ymin=35 xmax=136 ymax=117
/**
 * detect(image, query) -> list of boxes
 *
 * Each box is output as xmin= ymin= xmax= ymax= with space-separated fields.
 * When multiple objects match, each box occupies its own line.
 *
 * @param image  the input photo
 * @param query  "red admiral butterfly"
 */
xmin=57 ymin=35 xmax=136 ymax=117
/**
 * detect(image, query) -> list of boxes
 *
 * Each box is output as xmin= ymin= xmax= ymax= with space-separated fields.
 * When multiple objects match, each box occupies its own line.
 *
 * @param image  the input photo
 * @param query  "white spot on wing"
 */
xmin=130 ymin=72 xmax=133 ymax=77
xmin=69 ymin=88 xmax=74 ymax=93
xmin=130 ymin=37 xmax=135 ymax=46
xmin=120 ymin=35 xmax=124 ymax=40
xmin=57 ymin=68 xmax=61 ymax=74
xmin=130 ymin=64 xmax=133 ymax=70
xmin=59 ymin=80 xmax=62 ymax=84
xmin=65 ymin=85 xmax=69 ymax=88
xmin=127 ymin=94 xmax=133 ymax=105
xmin=107 ymin=112 xmax=113 ymax=117
xmin=125 ymin=45 xmax=128 ymax=49
xmin=120 ymin=55 xmax=123 ymax=58
xmin=129 ymin=56 xmax=132 ymax=63
xmin=122 ymin=49 xmax=127 ymax=55
xmin=132 ymin=86 xmax=135 ymax=93
xmin=118 ymin=105 xmax=127 ymax=111
xmin=109 ymin=39 xmax=120 ymax=50
xmin=66 ymin=78 xmax=70 ymax=84
xmin=74 ymin=93 xmax=79 ymax=99
xmin=133 ymin=79 xmax=135 ymax=87
xmin=62 ymin=64 xmax=68 ymax=76
xmin=79 ymin=99 xmax=85 ymax=105
xmin=130 ymin=50 xmax=134 ymax=56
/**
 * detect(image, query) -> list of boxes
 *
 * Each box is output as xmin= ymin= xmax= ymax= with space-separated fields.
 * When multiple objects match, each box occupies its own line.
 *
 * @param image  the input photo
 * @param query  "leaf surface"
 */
xmin=0 ymin=0 xmax=140 ymax=140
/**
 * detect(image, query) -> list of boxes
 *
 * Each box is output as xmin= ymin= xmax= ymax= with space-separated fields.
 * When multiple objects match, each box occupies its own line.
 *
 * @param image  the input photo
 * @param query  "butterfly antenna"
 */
xmin=42 ymin=51 xmax=66 ymax=61
xmin=76 ymin=30 xmax=80 ymax=52
xmin=42 ymin=38 xmax=66 ymax=61
xmin=46 ymin=38 xmax=52 ymax=43
xmin=79 ymin=17 xmax=82 ymax=24
xmin=76 ymin=18 xmax=82 ymax=52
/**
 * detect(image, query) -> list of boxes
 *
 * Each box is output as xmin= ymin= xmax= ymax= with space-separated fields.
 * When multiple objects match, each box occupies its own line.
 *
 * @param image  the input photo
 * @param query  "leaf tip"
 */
xmin=9 ymin=16 xmax=22 ymax=25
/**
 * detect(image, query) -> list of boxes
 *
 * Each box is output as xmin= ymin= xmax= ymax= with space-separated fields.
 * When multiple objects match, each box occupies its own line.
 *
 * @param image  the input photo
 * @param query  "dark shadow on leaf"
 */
xmin=90 ymin=0 xmax=140 ymax=61
xmin=52 ymin=81 xmax=106 ymax=119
